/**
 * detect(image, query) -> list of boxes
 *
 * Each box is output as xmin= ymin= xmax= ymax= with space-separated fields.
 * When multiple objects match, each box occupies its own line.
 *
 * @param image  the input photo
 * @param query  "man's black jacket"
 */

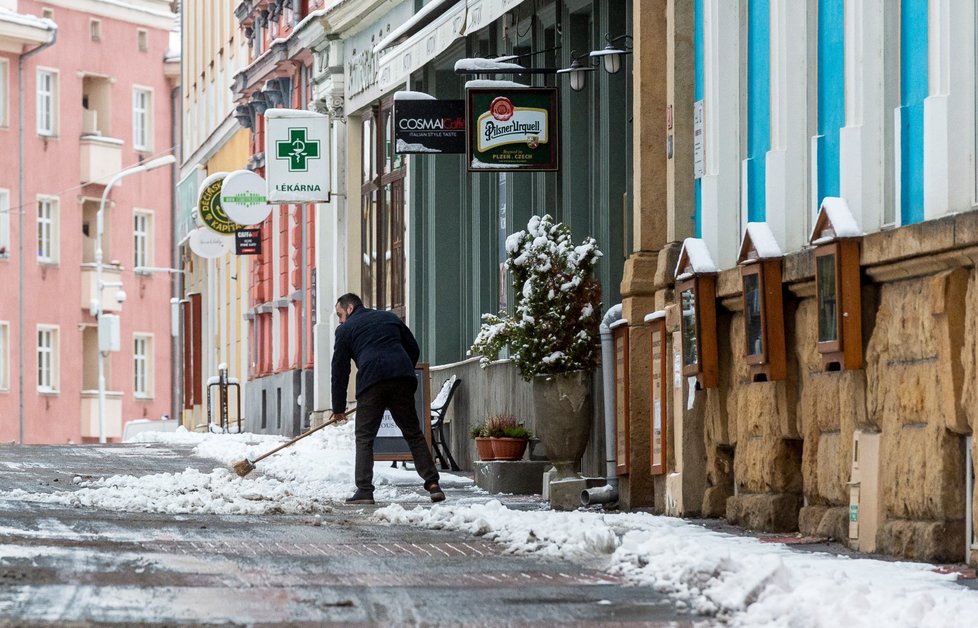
xmin=331 ymin=306 xmax=421 ymax=413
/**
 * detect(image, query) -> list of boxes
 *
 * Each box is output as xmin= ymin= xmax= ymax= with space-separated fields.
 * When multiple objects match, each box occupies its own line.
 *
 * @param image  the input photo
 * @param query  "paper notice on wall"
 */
xmin=687 ymin=377 xmax=698 ymax=410
xmin=674 ymin=351 xmax=682 ymax=389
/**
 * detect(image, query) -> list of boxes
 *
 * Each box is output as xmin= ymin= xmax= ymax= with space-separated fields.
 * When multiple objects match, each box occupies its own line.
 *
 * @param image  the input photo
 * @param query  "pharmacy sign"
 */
xmin=264 ymin=109 xmax=331 ymax=203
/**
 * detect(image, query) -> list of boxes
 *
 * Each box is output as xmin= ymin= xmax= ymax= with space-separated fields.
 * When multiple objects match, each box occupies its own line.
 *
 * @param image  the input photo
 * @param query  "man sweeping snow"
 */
xmin=331 ymin=293 xmax=444 ymax=505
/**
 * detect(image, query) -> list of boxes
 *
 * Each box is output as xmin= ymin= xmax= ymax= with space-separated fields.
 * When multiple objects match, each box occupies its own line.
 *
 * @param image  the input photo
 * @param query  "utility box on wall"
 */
xmin=848 ymin=430 xmax=881 ymax=552
xmin=98 ymin=314 xmax=121 ymax=353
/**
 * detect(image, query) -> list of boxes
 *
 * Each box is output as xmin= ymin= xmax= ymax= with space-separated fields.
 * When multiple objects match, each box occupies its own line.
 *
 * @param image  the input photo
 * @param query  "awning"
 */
xmin=376 ymin=0 xmax=528 ymax=93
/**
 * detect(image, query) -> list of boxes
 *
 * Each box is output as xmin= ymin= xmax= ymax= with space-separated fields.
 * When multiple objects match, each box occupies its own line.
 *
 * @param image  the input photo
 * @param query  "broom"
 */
xmin=232 ymin=408 xmax=352 ymax=477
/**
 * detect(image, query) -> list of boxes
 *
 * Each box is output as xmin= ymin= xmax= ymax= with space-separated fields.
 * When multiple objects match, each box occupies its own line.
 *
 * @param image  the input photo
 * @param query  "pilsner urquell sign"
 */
xmin=466 ymin=87 xmax=559 ymax=172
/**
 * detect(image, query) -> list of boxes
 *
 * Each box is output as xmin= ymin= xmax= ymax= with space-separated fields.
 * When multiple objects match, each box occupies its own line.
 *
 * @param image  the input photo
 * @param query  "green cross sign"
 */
xmin=276 ymin=127 xmax=321 ymax=172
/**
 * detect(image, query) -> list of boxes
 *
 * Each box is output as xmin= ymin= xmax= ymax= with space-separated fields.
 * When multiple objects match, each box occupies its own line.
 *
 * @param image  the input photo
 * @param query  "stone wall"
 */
xmin=675 ymin=211 xmax=978 ymax=562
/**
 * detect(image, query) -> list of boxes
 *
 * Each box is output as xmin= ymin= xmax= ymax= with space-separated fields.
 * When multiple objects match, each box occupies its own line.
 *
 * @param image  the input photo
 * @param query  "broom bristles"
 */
xmin=232 ymin=458 xmax=255 ymax=477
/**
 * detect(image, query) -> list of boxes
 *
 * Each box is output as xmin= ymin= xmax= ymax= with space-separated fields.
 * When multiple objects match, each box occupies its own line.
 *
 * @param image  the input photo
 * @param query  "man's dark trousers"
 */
xmin=354 ymin=377 xmax=439 ymax=492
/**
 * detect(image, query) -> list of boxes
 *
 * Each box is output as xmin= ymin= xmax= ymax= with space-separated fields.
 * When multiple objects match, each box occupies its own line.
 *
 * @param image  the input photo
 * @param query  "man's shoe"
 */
xmin=345 ymin=489 xmax=375 ymax=504
xmin=426 ymin=482 xmax=446 ymax=503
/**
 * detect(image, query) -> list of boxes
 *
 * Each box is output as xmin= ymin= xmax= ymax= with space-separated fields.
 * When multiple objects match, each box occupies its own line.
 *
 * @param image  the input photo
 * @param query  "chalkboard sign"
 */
xmin=374 ymin=363 xmax=432 ymax=460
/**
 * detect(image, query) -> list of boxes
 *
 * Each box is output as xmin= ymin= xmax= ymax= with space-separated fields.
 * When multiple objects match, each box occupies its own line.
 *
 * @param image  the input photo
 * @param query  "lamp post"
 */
xmin=93 ymin=154 xmax=175 ymax=443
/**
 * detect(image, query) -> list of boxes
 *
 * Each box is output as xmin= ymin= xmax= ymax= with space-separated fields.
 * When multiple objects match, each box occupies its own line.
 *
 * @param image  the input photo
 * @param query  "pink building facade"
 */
xmin=0 ymin=0 xmax=177 ymax=443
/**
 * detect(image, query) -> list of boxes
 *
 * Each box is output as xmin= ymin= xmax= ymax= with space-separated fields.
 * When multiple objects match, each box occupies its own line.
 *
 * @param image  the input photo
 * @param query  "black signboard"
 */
xmin=374 ymin=363 xmax=433 ymax=460
xmin=393 ymin=99 xmax=466 ymax=154
xmin=467 ymin=87 xmax=559 ymax=172
xmin=235 ymin=228 xmax=262 ymax=255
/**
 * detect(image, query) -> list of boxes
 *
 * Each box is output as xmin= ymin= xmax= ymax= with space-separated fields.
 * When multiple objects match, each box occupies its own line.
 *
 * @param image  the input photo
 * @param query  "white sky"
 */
xmin=2 ymin=424 xmax=976 ymax=626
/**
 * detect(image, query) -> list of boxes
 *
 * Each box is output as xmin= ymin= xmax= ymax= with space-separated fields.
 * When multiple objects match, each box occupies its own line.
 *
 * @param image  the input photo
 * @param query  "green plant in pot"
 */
xmin=469 ymin=215 xmax=602 ymax=478
xmin=470 ymin=421 xmax=495 ymax=461
xmin=483 ymin=415 xmax=531 ymax=461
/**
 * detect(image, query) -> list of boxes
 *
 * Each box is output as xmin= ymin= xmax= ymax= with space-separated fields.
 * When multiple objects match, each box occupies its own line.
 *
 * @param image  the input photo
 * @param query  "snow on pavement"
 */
xmin=1 ymin=426 xmax=976 ymax=626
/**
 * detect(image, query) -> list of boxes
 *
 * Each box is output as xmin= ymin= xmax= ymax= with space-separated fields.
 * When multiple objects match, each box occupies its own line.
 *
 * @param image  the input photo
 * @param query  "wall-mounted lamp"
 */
xmin=589 ymin=34 xmax=632 ymax=75
xmin=556 ymin=51 xmax=595 ymax=92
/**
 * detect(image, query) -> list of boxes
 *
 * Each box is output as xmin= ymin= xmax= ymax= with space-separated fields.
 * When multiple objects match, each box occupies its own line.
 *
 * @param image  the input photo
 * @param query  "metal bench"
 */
xmin=430 ymin=375 xmax=461 ymax=471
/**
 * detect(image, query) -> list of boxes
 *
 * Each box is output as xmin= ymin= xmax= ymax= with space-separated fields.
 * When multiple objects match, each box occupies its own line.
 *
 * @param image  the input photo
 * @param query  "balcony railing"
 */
xmin=80 ymin=135 xmax=123 ymax=185
xmin=80 ymin=264 xmax=123 ymax=313
xmin=80 ymin=391 xmax=122 ymax=440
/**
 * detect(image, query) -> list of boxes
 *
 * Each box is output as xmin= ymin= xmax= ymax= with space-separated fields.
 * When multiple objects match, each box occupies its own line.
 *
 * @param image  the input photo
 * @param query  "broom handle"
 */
xmin=250 ymin=409 xmax=352 ymax=465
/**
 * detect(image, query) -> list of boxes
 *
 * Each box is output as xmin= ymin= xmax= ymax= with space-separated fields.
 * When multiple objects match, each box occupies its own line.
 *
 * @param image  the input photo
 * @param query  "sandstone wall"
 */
xmin=688 ymin=212 xmax=978 ymax=559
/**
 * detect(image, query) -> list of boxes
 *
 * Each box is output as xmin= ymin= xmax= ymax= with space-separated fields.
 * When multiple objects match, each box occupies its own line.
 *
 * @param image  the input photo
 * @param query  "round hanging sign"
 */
xmin=220 ymin=169 xmax=272 ymax=225
xmin=188 ymin=227 xmax=232 ymax=259
xmin=197 ymin=172 xmax=242 ymax=235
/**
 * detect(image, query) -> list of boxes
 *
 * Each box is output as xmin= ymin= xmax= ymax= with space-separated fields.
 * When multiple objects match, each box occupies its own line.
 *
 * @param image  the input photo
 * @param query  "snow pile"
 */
xmin=375 ymin=501 xmax=978 ymax=627
xmin=0 ymin=423 xmax=475 ymax=515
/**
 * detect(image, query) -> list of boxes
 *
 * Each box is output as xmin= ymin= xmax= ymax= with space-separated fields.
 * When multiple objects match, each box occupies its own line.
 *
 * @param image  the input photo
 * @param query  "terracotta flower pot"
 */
xmin=490 ymin=437 xmax=528 ymax=461
xmin=474 ymin=436 xmax=496 ymax=461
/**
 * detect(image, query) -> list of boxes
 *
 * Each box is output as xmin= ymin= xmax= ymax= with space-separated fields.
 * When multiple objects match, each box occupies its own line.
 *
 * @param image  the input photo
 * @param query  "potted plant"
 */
xmin=469 ymin=215 xmax=602 ymax=479
xmin=470 ymin=421 xmax=495 ymax=461
xmin=493 ymin=424 xmax=532 ymax=461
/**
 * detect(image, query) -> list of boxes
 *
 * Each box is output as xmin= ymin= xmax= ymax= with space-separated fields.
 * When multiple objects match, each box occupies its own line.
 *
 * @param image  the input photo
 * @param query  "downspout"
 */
xmin=17 ymin=24 xmax=57 ymax=444
xmin=581 ymin=303 xmax=623 ymax=507
xmin=170 ymin=82 xmax=180 ymax=424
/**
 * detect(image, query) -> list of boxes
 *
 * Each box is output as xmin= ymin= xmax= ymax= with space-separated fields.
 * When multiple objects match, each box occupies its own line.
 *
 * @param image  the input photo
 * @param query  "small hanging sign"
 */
xmin=234 ymin=228 xmax=262 ymax=255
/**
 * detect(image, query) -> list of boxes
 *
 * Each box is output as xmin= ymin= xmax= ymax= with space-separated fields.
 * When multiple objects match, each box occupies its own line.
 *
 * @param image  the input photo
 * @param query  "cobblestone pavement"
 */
xmin=0 ymin=443 xmax=691 ymax=626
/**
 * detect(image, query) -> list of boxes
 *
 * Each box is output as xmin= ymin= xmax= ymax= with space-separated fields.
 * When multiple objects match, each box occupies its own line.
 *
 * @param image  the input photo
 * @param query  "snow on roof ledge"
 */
xmin=454 ymin=57 xmax=526 ymax=73
xmin=644 ymin=311 xmax=666 ymax=323
xmin=265 ymin=108 xmax=327 ymax=119
xmin=465 ymin=79 xmax=526 ymax=90
xmin=812 ymin=197 xmax=864 ymax=241
xmin=743 ymin=222 xmax=783 ymax=259
xmin=675 ymin=238 xmax=718 ymax=278
xmin=394 ymin=90 xmax=437 ymax=101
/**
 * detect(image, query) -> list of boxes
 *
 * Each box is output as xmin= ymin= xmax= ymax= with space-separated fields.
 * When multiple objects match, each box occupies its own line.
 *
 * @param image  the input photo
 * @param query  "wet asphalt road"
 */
xmin=0 ymin=443 xmax=690 ymax=626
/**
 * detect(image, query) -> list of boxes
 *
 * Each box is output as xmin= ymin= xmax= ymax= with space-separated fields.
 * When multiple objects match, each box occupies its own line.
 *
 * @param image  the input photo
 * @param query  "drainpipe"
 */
xmin=967 ymin=435 xmax=973 ymax=564
xmin=581 ymin=303 xmax=623 ymax=507
xmin=17 ymin=23 xmax=57 ymax=444
xmin=170 ymin=82 xmax=181 ymax=425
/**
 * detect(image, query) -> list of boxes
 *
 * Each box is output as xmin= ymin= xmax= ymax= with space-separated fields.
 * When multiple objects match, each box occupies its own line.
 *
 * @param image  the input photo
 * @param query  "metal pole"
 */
xmin=17 ymin=26 xmax=57 ymax=444
xmin=94 ymin=155 xmax=176 ymax=443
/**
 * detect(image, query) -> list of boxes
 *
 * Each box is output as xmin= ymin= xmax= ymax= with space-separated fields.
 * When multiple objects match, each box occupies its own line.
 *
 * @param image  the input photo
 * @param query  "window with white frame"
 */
xmin=37 ymin=196 xmax=58 ymax=263
xmin=0 ymin=59 xmax=9 ymax=127
xmin=36 ymin=69 xmax=57 ymax=136
xmin=37 ymin=326 xmax=58 ymax=392
xmin=90 ymin=19 xmax=101 ymax=41
xmin=133 ymin=334 xmax=152 ymax=397
xmin=137 ymin=29 xmax=148 ymax=52
xmin=0 ymin=321 xmax=8 ymax=391
xmin=0 ymin=189 xmax=9 ymax=258
xmin=133 ymin=210 xmax=152 ymax=269
xmin=133 ymin=88 xmax=152 ymax=151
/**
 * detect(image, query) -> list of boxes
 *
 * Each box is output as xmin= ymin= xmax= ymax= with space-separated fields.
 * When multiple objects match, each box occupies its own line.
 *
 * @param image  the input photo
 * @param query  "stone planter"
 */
xmin=474 ymin=436 xmax=496 ymax=461
xmin=532 ymin=370 xmax=592 ymax=480
xmin=490 ymin=437 xmax=528 ymax=461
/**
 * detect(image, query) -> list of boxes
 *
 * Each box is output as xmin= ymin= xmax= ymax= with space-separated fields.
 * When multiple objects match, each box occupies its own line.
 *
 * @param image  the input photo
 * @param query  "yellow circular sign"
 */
xmin=198 ymin=174 xmax=242 ymax=235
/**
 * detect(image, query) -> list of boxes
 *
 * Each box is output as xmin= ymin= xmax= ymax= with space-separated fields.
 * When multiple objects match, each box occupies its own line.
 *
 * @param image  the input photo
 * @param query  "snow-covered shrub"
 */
xmin=469 ymin=214 xmax=602 ymax=381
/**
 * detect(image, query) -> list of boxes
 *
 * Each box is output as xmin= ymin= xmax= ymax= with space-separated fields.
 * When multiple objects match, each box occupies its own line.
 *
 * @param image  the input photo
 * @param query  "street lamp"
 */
xmin=556 ymin=51 xmax=595 ymax=92
xmin=94 ymin=154 xmax=176 ymax=443
xmin=589 ymin=34 xmax=633 ymax=75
